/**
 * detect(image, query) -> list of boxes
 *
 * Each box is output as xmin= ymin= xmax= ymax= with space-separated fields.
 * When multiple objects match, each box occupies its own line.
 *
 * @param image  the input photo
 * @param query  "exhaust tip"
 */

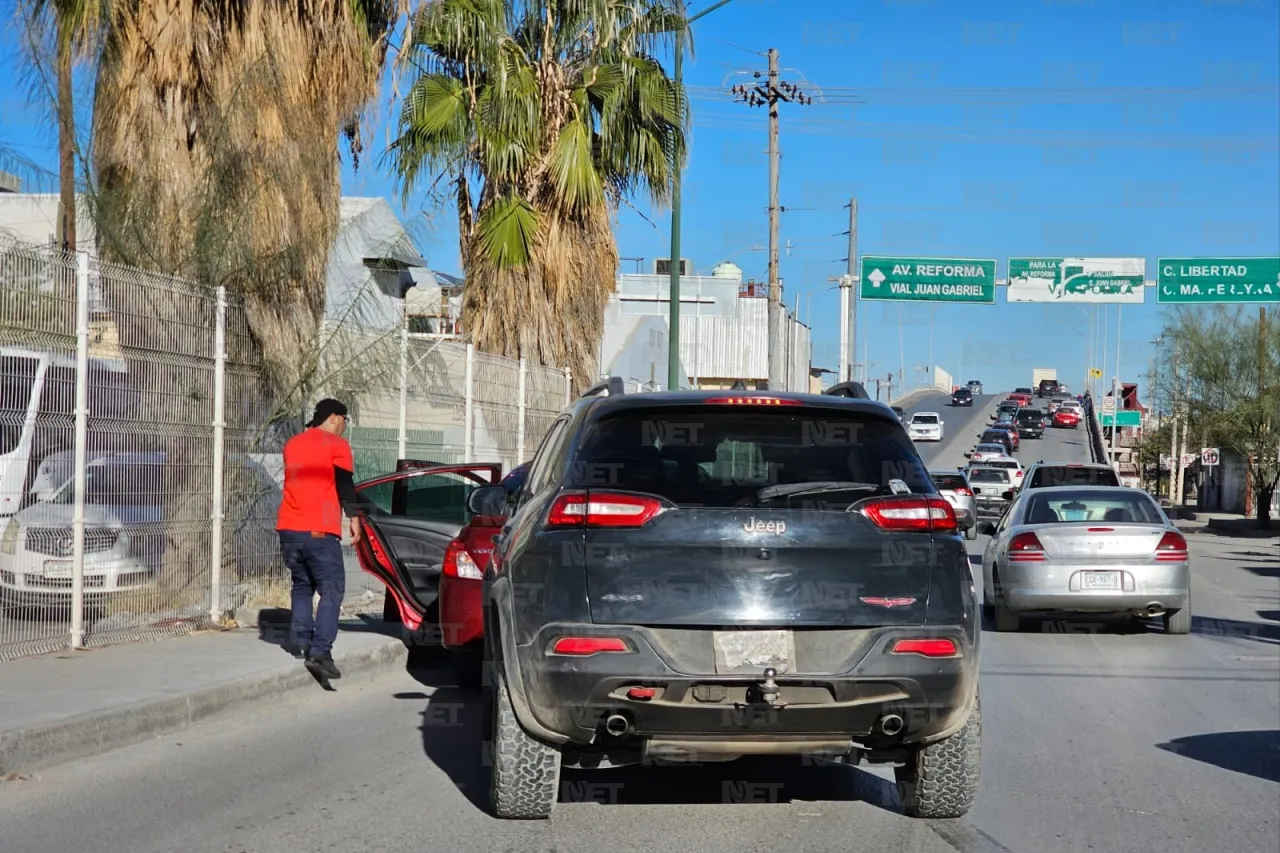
xmin=604 ymin=713 xmax=632 ymax=737
xmin=879 ymin=714 xmax=905 ymax=736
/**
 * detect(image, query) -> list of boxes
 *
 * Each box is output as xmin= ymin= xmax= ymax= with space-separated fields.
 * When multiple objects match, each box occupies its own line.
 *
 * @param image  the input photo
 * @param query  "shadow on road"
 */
xmin=412 ymin=684 xmax=909 ymax=815
xmin=1191 ymin=615 xmax=1280 ymax=645
xmin=1157 ymin=731 xmax=1280 ymax=784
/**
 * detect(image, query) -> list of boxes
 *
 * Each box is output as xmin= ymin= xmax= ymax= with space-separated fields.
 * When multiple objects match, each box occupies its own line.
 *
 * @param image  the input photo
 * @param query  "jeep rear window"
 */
xmin=566 ymin=407 xmax=933 ymax=507
xmin=1028 ymin=466 xmax=1120 ymax=488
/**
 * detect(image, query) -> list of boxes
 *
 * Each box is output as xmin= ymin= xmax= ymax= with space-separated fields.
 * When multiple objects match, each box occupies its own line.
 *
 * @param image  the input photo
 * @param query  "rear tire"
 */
xmin=897 ymin=695 xmax=982 ymax=819
xmin=991 ymin=571 xmax=1020 ymax=632
xmin=964 ymin=524 xmax=978 ymax=541
xmin=487 ymin=663 xmax=561 ymax=819
xmin=1164 ymin=598 xmax=1191 ymax=635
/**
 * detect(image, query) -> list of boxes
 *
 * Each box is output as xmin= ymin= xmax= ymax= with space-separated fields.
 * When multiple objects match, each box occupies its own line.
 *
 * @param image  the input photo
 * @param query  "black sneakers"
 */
xmin=305 ymin=653 xmax=342 ymax=680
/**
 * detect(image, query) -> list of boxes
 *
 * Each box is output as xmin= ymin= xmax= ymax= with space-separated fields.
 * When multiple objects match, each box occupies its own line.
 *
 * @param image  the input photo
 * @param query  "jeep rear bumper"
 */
xmin=497 ymin=623 xmax=978 ymax=754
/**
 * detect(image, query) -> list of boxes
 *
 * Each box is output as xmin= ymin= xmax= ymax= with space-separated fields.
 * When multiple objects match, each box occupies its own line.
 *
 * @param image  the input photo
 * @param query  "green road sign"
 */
xmin=1007 ymin=257 xmax=1146 ymax=304
xmin=859 ymin=256 xmax=996 ymax=304
xmin=1099 ymin=411 xmax=1142 ymax=428
xmin=1157 ymin=257 xmax=1280 ymax=304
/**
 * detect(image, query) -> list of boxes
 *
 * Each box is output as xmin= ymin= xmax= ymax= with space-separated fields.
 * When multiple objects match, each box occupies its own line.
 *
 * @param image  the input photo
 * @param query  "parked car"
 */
xmin=1020 ymin=462 xmax=1121 ymax=491
xmin=931 ymin=469 xmax=978 ymax=540
xmin=951 ymin=388 xmax=974 ymax=407
xmin=907 ymin=411 xmax=945 ymax=442
xmin=352 ymin=460 xmax=505 ymax=651
xmin=1014 ymin=409 xmax=1047 ymax=439
xmin=966 ymin=380 xmax=984 ymax=395
xmin=978 ymin=486 xmax=1190 ymax=634
xmin=471 ymin=387 xmax=981 ymax=820
xmin=0 ymin=451 xmax=280 ymax=607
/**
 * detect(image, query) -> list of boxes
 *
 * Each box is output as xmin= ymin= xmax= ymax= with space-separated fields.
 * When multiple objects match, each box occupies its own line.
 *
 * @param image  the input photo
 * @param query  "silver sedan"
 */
xmin=976 ymin=486 xmax=1191 ymax=634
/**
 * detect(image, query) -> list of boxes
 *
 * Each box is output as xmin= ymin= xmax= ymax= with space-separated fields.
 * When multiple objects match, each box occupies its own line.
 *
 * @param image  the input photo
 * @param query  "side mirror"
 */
xmin=963 ymin=451 xmax=972 ymax=458
xmin=938 ymin=421 xmax=946 ymax=427
xmin=467 ymin=484 xmax=509 ymax=517
xmin=978 ymin=522 xmax=998 ymax=536
xmin=1001 ymin=490 xmax=1015 ymax=501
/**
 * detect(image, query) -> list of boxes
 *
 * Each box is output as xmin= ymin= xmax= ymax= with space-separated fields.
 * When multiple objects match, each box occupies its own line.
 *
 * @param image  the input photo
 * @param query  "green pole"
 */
xmin=667 ymin=0 xmax=734 ymax=392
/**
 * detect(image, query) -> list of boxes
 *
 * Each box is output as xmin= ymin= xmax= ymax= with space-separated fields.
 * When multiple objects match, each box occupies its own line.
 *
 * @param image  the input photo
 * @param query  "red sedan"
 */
xmin=1053 ymin=408 xmax=1080 ymax=428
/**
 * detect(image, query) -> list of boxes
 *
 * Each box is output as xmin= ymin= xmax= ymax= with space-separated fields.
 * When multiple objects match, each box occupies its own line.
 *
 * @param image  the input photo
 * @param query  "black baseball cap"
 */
xmin=307 ymin=398 xmax=348 ymax=428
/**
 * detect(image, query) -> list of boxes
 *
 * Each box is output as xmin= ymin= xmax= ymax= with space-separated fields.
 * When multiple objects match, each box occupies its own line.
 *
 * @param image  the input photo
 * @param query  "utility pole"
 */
xmin=831 ymin=198 xmax=858 ymax=383
xmin=731 ymin=49 xmax=811 ymax=390
xmin=1169 ymin=342 xmax=1180 ymax=504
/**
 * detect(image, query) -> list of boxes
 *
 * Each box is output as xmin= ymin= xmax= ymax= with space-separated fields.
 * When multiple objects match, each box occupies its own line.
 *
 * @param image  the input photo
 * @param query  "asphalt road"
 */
xmin=2 ymin=391 xmax=1277 ymax=853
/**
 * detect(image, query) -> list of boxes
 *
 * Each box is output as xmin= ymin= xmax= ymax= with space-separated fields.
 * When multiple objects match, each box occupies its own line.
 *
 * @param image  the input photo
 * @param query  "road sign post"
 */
xmin=1007 ymin=257 xmax=1147 ymax=303
xmin=1157 ymin=258 xmax=1280 ymax=304
xmin=859 ymin=257 xmax=996 ymax=304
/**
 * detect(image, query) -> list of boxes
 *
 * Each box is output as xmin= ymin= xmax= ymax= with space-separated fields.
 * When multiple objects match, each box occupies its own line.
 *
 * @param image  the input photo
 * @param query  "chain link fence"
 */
xmin=0 ymin=237 xmax=571 ymax=661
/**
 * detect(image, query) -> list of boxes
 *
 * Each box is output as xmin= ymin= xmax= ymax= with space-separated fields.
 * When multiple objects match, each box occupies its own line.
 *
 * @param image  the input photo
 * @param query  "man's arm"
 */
xmin=334 ymin=466 xmax=362 ymax=515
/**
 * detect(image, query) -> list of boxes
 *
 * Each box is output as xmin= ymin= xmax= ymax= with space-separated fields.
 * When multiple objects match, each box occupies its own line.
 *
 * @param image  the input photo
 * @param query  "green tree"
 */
xmin=1157 ymin=305 xmax=1280 ymax=529
xmin=387 ymin=0 xmax=688 ymax=393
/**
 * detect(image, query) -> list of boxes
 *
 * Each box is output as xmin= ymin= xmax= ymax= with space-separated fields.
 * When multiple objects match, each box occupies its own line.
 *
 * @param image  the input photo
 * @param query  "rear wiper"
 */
xmin=755 ymin=481 xmax=882 ymax=501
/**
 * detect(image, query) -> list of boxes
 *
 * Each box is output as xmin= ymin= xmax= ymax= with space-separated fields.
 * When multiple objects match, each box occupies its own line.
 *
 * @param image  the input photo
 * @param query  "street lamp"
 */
xmin=668 ymin=0 xmax=736 ymax=391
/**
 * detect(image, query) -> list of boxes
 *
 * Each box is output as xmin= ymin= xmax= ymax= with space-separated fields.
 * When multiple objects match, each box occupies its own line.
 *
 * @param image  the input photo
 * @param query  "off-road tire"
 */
xmin=1164 ymin=600 xmax=1191 ymax=635
xmin=896 ymin=695 xmax=982 ymax=819
xmin=487 ymin=665 xmax=561 ymax=819
xmin=453 ymin=643 xmax=484 ymax=690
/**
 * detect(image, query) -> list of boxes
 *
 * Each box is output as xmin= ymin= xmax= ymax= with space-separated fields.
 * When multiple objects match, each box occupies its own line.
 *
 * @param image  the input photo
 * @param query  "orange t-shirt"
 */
xmin=276 ymin=428 xmax=356 ymax=536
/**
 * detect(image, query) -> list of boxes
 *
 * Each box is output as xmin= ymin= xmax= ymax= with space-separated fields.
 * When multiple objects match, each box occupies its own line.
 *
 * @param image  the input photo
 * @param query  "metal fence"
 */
xmin=0 ymin=237 xmax=569 ymax=661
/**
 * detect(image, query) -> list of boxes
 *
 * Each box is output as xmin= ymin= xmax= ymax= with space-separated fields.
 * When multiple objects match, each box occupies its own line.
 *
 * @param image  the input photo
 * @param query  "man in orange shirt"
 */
xmin=277 ymin=398 xmax=363 ymax=681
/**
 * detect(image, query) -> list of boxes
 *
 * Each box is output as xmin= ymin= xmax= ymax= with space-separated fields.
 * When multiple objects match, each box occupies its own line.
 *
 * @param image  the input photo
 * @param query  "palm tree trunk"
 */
xmin=56 ymin=40 xmax=77 ymax=251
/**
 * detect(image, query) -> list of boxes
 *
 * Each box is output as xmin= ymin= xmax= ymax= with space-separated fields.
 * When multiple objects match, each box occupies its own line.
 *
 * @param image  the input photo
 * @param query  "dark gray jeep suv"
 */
xmin=474 ymin=382 xmax=982 ymax=820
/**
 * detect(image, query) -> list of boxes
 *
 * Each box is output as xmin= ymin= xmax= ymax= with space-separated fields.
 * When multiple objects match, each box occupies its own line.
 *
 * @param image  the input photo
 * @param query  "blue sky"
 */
xmin=3 ymin=0 xmax=1278 ymax=398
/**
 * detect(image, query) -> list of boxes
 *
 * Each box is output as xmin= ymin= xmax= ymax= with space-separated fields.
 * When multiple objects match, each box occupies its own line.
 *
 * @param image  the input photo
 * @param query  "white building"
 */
xmin=598 ymin=260 xmax=812 ymax=391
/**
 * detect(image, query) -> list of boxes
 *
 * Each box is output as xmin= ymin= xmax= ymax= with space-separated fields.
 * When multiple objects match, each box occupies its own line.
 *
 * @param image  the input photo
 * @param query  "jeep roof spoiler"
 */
xmin=581 ymin=376 xmax=627 ymax=398
xmin=822 ymin=381 xmax=871 ymax=399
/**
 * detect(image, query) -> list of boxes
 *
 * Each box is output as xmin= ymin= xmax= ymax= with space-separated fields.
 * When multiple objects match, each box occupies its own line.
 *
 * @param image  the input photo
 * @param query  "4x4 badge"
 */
xmin=743 ymin=517 xmax=787 ymax=535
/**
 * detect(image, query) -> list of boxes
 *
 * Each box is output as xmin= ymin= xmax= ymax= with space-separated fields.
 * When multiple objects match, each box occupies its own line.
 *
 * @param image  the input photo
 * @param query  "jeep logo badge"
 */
xmin=743 ymin=517 xmax=787 ymax=535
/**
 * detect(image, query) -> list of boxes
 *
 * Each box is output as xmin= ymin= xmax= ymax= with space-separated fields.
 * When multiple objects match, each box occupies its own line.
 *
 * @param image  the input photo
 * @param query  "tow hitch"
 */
xmin=752 ymin=667 xmax=783 ymax=707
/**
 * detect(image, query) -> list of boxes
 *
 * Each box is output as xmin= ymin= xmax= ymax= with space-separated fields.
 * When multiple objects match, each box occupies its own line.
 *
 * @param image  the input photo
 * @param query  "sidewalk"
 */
xmin=0 ymin=614 xmax=408 ymax=775
xmin=1176 ymin=510 xmax=1279 ymax=540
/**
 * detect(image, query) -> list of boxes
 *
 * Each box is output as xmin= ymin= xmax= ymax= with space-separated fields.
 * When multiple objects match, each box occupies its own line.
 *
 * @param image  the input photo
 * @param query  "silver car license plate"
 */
xmin=713 ymin=631 xmax=793 ymax=674
xmin=1080 ymin=571 xmax=1121 ymax=591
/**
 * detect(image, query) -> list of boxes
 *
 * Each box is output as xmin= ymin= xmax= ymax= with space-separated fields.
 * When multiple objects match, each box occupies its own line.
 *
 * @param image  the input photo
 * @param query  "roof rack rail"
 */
xmin=581 ymin=376 xmax=627 ymax=398
xmin=822 ymin=381 xmax=871 ymax=400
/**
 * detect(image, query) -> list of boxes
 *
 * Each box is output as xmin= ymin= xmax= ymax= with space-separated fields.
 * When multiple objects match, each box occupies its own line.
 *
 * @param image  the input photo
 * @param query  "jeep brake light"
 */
xmin=442 ymin=539 xmax=482 ymax=580
xmin=1008 ymin=532 xmax=1046 ymax=562
xmin=547 ymin=492 xmax=667 ymax=528
xmin=1154 ymin=531 xmax=1188 ymax=562
xmin=860 ymin=496 xmax=957 ymax=533
xmin=890 ymin=638 xmax=960 ymax=658
xmin=550 ymin=636 xmax=630 ymax=655
xmin=703 ymin=396 xmax=802 ymax=406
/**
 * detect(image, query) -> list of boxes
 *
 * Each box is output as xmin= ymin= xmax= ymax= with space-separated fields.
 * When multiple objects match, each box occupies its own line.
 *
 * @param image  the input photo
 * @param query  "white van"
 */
xmin=0 ymin=346 xmax=133 ymax=517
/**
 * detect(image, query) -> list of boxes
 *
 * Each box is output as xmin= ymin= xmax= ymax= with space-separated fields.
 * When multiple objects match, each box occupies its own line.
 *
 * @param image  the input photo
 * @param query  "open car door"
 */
xmin=353 ymin=461 xmax=502 ymax=632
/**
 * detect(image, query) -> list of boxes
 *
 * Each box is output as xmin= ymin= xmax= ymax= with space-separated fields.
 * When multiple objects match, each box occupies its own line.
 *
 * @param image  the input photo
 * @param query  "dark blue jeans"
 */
xmin=279 ymin=531 xmax=346 ymax=657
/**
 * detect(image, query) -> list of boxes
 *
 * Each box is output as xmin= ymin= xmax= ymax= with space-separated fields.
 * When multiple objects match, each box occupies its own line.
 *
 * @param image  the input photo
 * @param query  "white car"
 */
xmin=907 ymin=412 xmax=945 ymax=442
xmin=977 ymin=456 xmax=1025 ymax=489
xmin=1060 ymin=400 xmax=1083 ymax=416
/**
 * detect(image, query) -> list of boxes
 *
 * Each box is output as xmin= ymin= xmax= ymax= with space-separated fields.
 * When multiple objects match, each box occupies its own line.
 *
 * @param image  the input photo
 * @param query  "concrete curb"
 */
xmin=1181 ymin=518 xmax=1279 ymax=540
xmin=0 ymin=635 xmax=408 ymax=775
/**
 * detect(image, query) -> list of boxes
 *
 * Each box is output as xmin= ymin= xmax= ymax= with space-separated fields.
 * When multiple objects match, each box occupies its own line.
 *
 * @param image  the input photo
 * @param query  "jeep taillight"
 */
xmin=442 ymin=539 xmax=482 ymax=579
xmin=546 ymin=491 xmax=667 ymax=528
xmin=860 ymin=496 xmax=956 ymax=533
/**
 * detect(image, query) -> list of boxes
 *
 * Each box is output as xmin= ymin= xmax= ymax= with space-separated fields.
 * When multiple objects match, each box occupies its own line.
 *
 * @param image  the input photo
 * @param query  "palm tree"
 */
xmin=24 ymin=0 xmax=110 ymax=251
xmin=388 ymin=0 xmax=688 ymax=393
